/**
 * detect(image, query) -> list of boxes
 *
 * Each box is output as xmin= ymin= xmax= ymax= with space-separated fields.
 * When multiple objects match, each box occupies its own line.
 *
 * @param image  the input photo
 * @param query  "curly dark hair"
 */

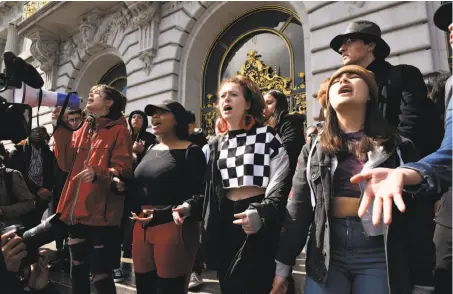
xmin=217 ymin=75 xmax=266 ymax=125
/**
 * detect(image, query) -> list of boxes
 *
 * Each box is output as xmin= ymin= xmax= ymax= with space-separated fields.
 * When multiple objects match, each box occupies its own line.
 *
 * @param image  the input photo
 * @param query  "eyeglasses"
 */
xmin=341 ymin=38 xmax=361 ymax=47
xmin=68 ymin=117 xmax=82 ymax=123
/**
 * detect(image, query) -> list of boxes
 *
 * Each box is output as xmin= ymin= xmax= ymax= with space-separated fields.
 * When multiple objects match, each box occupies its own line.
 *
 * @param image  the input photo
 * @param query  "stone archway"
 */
xmin=178 ymin=1 xmax=314 ymax=125
xmin=72 ymin=48 xmax=124 ymax=105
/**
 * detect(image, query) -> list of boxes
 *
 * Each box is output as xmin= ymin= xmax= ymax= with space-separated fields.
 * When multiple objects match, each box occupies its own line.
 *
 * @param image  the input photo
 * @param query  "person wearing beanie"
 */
xmin=351 ymin=3 xmax=453 ymax=294
xmin=330 ymin=20 xmax=439 ymax=159
xmin=271 ymin=65 xmax=419 ymax=294
xmin=332 ymin=20 xmax=442 ymax=293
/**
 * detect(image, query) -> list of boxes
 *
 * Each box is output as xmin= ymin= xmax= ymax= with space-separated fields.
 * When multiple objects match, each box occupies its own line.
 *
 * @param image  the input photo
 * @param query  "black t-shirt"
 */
xmin=134 ymin=145 xmax=206 ymax=206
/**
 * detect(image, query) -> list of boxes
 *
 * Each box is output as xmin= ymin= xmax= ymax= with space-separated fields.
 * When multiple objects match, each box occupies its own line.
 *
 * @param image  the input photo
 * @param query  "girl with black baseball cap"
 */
xmin=130 ymin=100 xmax=206 ymax=294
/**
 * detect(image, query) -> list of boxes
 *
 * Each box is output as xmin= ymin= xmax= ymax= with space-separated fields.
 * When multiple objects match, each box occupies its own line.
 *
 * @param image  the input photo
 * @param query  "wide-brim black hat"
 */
xmin=330 ymin=20 xmax=391 ymax=59
xmin=434 ymin=2 xmax=452 ymax=32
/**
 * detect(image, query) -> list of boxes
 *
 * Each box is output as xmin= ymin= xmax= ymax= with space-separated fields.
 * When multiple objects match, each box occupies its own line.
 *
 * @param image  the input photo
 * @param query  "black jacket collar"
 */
xmin=366 ymin=58 xmax=393 ymax=83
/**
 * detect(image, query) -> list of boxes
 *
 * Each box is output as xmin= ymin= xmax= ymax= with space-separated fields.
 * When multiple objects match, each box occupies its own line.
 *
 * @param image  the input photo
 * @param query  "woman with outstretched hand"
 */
xmin=51 ymin=84 xmax=132 ymax=294
xmin=271 ymin=66 xmax=421 ymax=294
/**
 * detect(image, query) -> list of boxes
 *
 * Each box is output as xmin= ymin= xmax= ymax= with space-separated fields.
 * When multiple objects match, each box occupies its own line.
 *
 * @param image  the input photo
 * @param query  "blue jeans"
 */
xmin=305 ymin=217 xmax=389 ymax=294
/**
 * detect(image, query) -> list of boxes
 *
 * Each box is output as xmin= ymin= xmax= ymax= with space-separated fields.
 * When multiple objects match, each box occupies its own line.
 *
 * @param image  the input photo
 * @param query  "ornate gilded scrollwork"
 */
xmin=237 ymin=50 xmax=292 ymax=96
xmin=201 ymin=93 xmax=218 ymax=136
xmin=23 ymin=1 xmax=49 ymax=20
xmin=201 ymin=50 xmax=307 ymax=135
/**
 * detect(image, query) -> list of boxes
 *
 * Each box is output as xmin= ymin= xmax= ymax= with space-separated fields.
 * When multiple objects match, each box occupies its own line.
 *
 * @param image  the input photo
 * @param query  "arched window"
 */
xmin=98 ymin=63 xmax=127 ymax=95
xmin=201 ymin=6 xmax=306 ymax=135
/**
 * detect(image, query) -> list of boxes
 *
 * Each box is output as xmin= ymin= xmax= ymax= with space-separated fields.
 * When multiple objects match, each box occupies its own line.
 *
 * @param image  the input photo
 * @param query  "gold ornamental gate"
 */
xmin=201 ymin=6 xmax=306 ymax=136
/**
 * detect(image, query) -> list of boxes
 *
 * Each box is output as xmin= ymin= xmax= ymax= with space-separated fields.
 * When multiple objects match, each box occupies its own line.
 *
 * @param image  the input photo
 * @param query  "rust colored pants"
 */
xmin=132 ymin=217 xmax=200 ymax=279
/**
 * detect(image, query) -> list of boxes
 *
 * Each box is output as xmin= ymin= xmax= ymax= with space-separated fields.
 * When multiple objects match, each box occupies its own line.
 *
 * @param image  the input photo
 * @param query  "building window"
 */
xmin=201 ymin=6 xmax=305 ymax=135
xmin=98 ymin=63 xmax=127 ymax=95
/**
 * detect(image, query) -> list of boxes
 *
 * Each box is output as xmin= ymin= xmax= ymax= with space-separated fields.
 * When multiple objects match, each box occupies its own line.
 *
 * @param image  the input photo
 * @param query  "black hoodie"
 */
xmin=128 ymin=110 xmax=156 ymax=168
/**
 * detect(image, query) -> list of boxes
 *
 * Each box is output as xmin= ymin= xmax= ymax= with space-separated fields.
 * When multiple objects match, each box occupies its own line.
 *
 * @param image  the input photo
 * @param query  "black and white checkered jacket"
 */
xmin=185 ymin=126 xmax=292 ymax=269
xmin=218 ymin=126 xmax=287 ymax=189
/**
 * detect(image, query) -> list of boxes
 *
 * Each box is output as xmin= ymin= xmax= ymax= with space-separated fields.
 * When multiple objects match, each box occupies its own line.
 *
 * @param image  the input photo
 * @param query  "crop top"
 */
xmin=217 ymin=125 xmax=284 ymax=188
xmin=333 ymin=131 xmax=365 ymax=198
xmin=134 ymin=145 xmax=206 ymax=206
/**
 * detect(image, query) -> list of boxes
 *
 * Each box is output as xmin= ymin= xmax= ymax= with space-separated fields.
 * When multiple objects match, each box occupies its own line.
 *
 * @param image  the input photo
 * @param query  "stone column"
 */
xmin=0 ymin=38 xmax=6 ymax=69
xmin=2 ymin=23 xmax=20 ymax=101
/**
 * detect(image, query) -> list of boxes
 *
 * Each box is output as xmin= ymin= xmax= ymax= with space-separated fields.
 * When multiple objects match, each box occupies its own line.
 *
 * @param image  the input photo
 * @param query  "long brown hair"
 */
xmin=319 ymin=82 xmax=396 ymax=161
xmin=264 ymin=90 xmax=288 ymax=128
xmin=217 ymin=75 xmax=266 ymax=125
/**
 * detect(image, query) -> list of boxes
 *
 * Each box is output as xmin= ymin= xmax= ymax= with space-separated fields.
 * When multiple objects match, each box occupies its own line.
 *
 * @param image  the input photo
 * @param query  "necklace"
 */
xmin=154 ymin=148 xmax=170 ymax=158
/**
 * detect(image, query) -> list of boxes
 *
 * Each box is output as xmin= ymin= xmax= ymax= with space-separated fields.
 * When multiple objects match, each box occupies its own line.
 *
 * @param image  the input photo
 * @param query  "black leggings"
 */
xmin=69 ymin=225 xmax=117 ymax=294
xmin=135 ymin=271 xmax=186 ymax=294
xmin=217 ymin=195 xmax=278 ymax=294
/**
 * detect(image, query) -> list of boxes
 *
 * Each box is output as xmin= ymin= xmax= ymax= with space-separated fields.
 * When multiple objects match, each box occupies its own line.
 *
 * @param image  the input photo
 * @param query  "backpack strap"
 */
xmin=185 ymin=143 xmax=194 ymax=161
xmin=3 ymin=168 xmax=14 ymax=204
xmin=306 ymin=136 xmax=319 ymax=208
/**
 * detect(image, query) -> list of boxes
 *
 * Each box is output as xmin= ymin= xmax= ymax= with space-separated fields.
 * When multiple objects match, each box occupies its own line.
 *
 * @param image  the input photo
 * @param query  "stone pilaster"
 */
xmin=2 ymin=23 xmax=20 ymax=101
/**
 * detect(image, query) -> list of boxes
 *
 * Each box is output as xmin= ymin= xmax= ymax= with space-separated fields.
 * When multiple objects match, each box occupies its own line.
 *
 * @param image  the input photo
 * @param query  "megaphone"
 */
xmin=13 ymin=83 xmax=83 ymax=109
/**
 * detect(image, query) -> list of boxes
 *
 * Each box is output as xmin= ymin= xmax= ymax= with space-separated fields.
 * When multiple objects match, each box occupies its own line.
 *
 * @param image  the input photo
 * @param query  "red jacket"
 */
xmin=54 ymin=116 xmax=133 ymax=226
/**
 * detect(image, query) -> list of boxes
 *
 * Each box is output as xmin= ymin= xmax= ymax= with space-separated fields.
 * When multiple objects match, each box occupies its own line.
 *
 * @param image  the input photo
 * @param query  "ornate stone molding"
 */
xmin=127 ymin=1 xmax=161 ymax=29
xmin=124 ymin=2 xmax=161 ymax=75
xmin=76 ymin=5 xmax=131 ymax=56
xmin=29 ymin=30 xmax=59 ymax=89
xmin=59 ymin=39 xmax=76 ymax=64
xmin=138 ymin=48 xmax=157 ymax=75
xmin=29 ymin=30 xmax=59 ymax=72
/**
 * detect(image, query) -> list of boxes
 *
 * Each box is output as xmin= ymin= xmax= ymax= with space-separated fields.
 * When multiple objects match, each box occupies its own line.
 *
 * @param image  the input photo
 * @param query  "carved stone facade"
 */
xmin=0 ymin=0 xmax=448 ymax=133
xmin=29 ymin=30 xmax=59 ymax=89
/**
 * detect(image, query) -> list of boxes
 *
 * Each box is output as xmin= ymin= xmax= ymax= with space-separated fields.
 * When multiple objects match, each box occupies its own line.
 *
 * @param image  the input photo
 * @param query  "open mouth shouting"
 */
xmin=338 ymin=85 xmax=353 ymax=96
xmin=151 ymin=120 xmax=162 ymax=130
xmin=222 ymin=104 xmax=233 ymax=113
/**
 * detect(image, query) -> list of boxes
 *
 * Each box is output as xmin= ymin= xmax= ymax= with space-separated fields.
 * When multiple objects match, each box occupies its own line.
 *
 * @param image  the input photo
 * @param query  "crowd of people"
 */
xmin=0 ymin=2 xmax=451 ymax=294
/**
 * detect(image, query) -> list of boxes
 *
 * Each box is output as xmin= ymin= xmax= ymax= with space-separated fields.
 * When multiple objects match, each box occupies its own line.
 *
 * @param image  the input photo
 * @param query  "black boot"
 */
xmin=135 ymin=271 xmax=158 ymax=294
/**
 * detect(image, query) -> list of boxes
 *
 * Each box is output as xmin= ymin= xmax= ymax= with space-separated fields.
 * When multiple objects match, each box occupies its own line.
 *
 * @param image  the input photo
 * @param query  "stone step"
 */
xmin=45 ymin=243 xmax=306 ymax=293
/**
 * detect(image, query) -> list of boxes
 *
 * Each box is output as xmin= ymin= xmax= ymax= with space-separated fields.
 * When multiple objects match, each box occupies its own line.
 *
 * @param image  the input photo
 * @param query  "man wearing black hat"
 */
xmin=331 ymin=20 xmax=440 ymax=294
xmin=330 ymin=20 xmax=442 ymax=158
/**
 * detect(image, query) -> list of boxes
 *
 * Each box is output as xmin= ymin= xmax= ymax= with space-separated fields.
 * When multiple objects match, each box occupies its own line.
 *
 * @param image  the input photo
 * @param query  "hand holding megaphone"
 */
xmin=51 ymin=107 xmax=68 ymax=122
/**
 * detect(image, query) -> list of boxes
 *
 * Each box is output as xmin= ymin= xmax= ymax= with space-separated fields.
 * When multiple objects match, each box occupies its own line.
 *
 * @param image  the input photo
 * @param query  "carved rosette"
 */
xmin=29 ymin=31 xmax=59 ymax=73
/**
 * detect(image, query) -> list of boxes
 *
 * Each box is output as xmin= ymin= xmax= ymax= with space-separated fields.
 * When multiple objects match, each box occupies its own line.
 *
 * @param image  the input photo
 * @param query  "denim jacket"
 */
xmin=276 ymin=136 xmax=418 ymax=294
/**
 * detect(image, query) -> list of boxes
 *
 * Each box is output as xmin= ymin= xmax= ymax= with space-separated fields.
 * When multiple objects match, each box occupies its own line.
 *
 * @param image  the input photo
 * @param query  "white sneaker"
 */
xmin=188 ymin=272 xmax=203 ymax=289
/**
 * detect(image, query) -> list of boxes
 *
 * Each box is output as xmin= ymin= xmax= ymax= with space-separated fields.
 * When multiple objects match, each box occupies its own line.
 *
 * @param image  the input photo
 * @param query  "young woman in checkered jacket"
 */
xmin=173 ymin=75 xmax=292 ymax=293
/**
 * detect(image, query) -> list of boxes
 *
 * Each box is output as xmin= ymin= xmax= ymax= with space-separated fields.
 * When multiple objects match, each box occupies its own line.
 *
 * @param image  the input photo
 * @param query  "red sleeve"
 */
xmin=53 ymin=127 xmax=76 ymax=173
xmin=91 ymin=126 xmax=133 ymax=182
